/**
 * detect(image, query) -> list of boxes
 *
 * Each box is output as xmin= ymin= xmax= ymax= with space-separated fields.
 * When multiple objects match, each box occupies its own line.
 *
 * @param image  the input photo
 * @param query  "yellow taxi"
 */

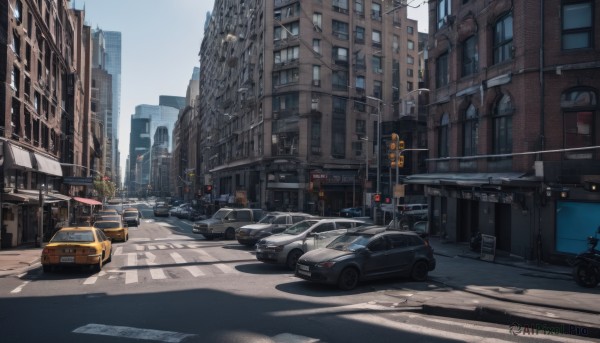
xmin=41 ymin=227 xmax=112 ymax=272
xmin=93 ymin=220 xmax=129 ymax=242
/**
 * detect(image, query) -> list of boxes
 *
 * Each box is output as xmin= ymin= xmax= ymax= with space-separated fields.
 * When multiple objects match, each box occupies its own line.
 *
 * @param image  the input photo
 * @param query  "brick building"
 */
xmin=407 ymin=0 xmax=600 ymax=263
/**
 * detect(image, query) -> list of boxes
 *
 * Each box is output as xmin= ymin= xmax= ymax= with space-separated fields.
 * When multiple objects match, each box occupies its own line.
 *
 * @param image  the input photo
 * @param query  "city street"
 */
xmin=0 ymin=203 xmax=598 ymax=343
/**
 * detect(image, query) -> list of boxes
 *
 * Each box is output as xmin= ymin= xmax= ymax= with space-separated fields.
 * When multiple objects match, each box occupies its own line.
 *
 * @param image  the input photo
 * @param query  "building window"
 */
xmin=393 ymin=34 xmax=400 ymax=52
xmin=333 ymin=46 xmax=349 ymax=64
xmin=355 ymin=75 xmax=365 ymax=91
xmin=462 ymin=35 xmax=478 ymax=77
xmin=356 ymin=119 xmax=366 ymax=135
xmin=355 ymin=0 xmax=364 ymax=16
xmin=332 ymin=118 xmax=346 ymax=158
xmin=561 ymin=88 xmax=597 ymax=159
xmin=272 ymin=68 xmax=299 ymax=86
xmin=355 ymin=26 xmax=365 ymax=43
xmin=463 ymin=104 xmax=478 ymax=156
xmin=407 ymin=55 xmax=414 ymax=64
xmin=372 ymin=55 xmax=383 ymax=73
xmin=407 ymin=68 xmax=413 ymax=77
xmin=562 ymin=1 xmax=593 ymax=50
xmin=14 ymin=0 xmax=23 ymax=23
xmin=438 ymin=113 xmax=449 ymax=158
xmin=493 ymin=13 xmax=513 ymax=64
xmin=274 ymin=46 xmax=299 ymax=64
xmin=371 ymin=2 xmax=381 ymax=21
xmin=332 ymin=70 xmax=349 ymax=90
xmin=493 ymin=94 xmax=514 ymax=155
xmin=354 ymin=51 xmax=366 ymax=69
xmin=332 ymin=20 xmax=349 ymax=40
xmin=274 ymin=21 xmax=299 ymax=40
xmin=437 ymin=0 xmax=452 ymax=28
xmin=407 ymin=81 xmax=414 ymax=91
xmin=372 ymin=30 xmax=381 ymax=47
xmin=373 ymin=80 xmax=382 ymax=99
xmin=436 ymin=52 xmax=449 ymax=87
xmin=312 ymin=39 xmax=321 ymax=54
xmin=407 ymin=26 xmax=414 ymax=34
xmin=311 ymin=118 xmax=321 ymax=154
xmin=333 ymin=0 xmax=349 ymax=13
xmin=313 ymin=13 xmax=322 ymax=31
xmin=408 ymin=40 xmax=414 ymax=50
xmin=313 ymin=65 xmax=321 ymax=86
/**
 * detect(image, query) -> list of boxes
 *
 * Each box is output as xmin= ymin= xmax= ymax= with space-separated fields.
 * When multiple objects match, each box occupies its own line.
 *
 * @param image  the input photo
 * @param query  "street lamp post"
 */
xmin=366 ymin=96 xmax=382 ymax=224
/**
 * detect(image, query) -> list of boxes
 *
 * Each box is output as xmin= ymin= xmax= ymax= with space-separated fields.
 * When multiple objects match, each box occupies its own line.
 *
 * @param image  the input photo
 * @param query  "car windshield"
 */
xmin=258 ymin=215 xmax=277 ymax=224
xmin=100 ymin=216 xmax=121 ymax=222
xmin=327 ymin=233 xmax=373 ymax=252
xmin=123 ymin=212 xmax=137 ymax=218
xmin=94 ymin=222 xmax=121 ymax=229
xmin=282 ymin=220 xmax=319 ymax=235
xmin=51 ymin=231 xmax=95 ymax=243
xmin=212 ymin=209 xmax=231 ymax=220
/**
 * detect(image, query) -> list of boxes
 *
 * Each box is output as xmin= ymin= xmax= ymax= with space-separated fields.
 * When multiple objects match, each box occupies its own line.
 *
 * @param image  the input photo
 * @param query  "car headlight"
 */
xmin=267 ymin=245 xmax=284 ymax=252
xmin=315 ymin=261 xmax=337 ymax=269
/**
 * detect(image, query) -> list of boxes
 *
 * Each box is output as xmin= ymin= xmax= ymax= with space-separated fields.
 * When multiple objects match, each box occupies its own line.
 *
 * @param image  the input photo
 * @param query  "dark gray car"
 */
xmin=235 ymin=212 xmax=315 ymax=246
xmin=295 ymin=227 xmax=436 ymax=290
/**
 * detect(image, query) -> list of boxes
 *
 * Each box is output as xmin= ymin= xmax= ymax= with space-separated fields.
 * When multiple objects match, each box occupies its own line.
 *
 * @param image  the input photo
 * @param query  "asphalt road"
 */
xmin=0 ymin=203 xmax=595 ymax=343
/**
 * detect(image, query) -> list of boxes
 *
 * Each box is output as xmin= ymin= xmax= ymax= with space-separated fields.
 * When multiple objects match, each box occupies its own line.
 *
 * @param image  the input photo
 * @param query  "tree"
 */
xmin=93 ymin=176 xmax=116 ymax=200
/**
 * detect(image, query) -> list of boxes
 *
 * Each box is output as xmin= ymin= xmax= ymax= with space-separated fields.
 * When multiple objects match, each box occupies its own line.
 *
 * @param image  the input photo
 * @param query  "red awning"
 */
xmin=73 ymin=197 xmax=103 ymax=206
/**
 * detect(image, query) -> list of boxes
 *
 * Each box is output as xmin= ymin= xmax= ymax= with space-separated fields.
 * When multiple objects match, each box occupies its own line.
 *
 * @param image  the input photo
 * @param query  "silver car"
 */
xmin=236 ymin=212 xmax=316 ymax=246
xmin=256 ymin=218 xmax=368 ymax=270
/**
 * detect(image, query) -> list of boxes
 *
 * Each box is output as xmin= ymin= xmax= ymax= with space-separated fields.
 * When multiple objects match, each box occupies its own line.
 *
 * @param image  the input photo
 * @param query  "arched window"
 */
xmin=493 ymin=95 xmax=513 ymax=155
xmin=562 ymin=88 xmax=597 ymax=159
xmin=439 ymin=113 xmax=450 ymax=157
xmin=463 ymin=104 xmax=478 ymax=156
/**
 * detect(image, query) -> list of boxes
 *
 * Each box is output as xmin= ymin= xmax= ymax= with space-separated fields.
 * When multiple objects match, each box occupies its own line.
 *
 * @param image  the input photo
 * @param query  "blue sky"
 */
xmin=75 ymin=0 xmax=428 ymax=181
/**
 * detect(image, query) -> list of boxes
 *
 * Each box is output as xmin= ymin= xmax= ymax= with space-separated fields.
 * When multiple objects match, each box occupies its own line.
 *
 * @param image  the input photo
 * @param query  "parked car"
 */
xmin=41 ymin=227 xmax=113 ymax=272
xmin=153 ymin=203 xmax=170 ymax=217
xmin=122 ymin=208 xmax=141 ymax=227
xmin=93 ymin=220 xmax=129 ymax=242
xmin=192 ymin=208 xmax=263 ymax=240
xmin=170 ymin=204 xmax=191 ymax=218
xmin=295 ymin=227 xmax=436 ymax=290
xmin=256 ymin=218 xmax=369 ymax=270
xmin=236 ymin=212 xmax=316 ymax=246
xmin=339 ymin=207 xmax=363 ymax=217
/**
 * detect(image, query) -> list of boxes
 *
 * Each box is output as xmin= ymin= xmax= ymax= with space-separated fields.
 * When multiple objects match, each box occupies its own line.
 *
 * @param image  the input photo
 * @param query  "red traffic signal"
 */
xmin=204 ymin=185 xmax=213 ymax=193
xmin=384 ymin=197 xmax=391 ymax=204
xmin=373 ymin=194 xmax=381 ymax=202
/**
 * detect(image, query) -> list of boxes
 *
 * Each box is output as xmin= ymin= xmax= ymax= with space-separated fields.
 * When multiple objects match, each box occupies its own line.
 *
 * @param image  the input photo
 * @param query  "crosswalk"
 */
xmin=77 ymin=240 xmax=248 ymax=286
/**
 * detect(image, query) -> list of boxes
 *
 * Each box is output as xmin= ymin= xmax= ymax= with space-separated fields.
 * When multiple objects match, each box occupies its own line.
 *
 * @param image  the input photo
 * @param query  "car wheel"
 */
xmin=94 ymin=255 xmax=103 ymax=273
xmin=125 ymin=234 xmax=129 ymax=241
xmin=225 ymin=228 xmax=236 ymax=240
xmin=286 ymin=249 xmax=303 ymax=270
xmin=42 ymin=265 xmax=51 ymax=273
xmin=411 ymin=261 xmax=429 ymax=281
xmin=338 ymin=267 xmax=359 ymax=290
xmin=106 ymin=248 xmax=112 ymax=263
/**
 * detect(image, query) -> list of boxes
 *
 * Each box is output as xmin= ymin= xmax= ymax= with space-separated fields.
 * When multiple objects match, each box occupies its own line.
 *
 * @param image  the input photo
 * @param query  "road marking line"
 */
xmin=157 ymin=245 xmax=167 ymax=250
xmin=83 ymin=276 xmax=97 ymax=285
xmin=10 ymin=281 xmax=30 ymax=294
xmin=73 ymin=323 xmax=195 ymax=343
xmin=172 ymin=243 xmax=183 ymax=249
xmin=170 ymin=252 xmax=205 ymax=277
xmin=271 ymin=333 xmax=320 ymax=343
xmin=145 ymin=252 xmax=166 ymax=279
xmin=126 ymin=253 xmax=138 ymax=284
xmin=114 ymin=247 xmax=123 ymax=256
xmin=136 ymin=245 xmax=145 ymax=251
xmin=193 ymin=251 xmax=238 ymax=274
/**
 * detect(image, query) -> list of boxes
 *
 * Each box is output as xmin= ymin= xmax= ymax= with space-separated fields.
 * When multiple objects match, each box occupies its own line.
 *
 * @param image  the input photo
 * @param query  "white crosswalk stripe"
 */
xmin=145 ymin=252 xmax=167 ymax=279
xmin=126 ymin=253 xmax=138 ymax=284
xmin=170 ymin=252 xmax=205 ymax=277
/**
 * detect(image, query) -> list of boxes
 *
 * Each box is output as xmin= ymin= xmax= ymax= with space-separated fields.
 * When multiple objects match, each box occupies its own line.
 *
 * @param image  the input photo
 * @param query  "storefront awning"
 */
xmin=17 ymin=189 xmax=71 ymax=203
xmin=73 ymin=197 xmax=103 ymax=206
xmin=33 ymin=153 xmax=63 ymax=176
xmin=2 ymin=193 xmax=32 ymax=203
xmin=403 ymin=172 xmax=541 ymax=186
xmin=4 ymin=143 xmax=33 ymax=171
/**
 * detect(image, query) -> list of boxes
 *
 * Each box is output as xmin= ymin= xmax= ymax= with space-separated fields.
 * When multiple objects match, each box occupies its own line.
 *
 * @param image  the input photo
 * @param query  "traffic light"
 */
xmin=204 ymin=185 xmax=213 ymax=194
xmin=388 ymin=133 xmax=405 ymax=168
xmin=373 ymin=193 xmax=381 ymax=203
xmin=384 ymin=196 xmax=392 ymax=204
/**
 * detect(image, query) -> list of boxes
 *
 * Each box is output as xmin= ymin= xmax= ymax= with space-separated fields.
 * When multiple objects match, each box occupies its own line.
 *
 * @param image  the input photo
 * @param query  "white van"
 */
xmin=398 ymin=204 xmax=428 ymax=218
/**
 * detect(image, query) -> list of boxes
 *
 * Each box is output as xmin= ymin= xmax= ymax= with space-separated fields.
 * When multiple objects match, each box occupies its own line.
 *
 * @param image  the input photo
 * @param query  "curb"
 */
xmin=421 ymin=303 xmax=600 ymax=339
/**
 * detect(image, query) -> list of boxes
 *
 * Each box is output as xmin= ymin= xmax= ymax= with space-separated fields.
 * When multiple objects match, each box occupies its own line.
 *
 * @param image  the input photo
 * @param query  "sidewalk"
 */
xmin=0 ymin=247 xmax=41 ymax=277
xmin=422 ymin=237 xmax=600 ymax=338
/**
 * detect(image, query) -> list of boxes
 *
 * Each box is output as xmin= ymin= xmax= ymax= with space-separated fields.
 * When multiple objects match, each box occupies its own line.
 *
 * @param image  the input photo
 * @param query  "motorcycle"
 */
xmin=572 ymin=226 xmax=600 ymax=288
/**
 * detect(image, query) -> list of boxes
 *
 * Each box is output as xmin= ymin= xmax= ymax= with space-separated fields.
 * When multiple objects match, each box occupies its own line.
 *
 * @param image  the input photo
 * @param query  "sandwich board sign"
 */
xmin=480 ymin=234 xmax=496 ymax=262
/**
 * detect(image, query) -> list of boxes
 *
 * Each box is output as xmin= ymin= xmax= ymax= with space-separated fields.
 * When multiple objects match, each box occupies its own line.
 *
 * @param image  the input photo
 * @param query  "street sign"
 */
xmin=393 ymin=184 xmax=405 ymax=198
xmin=480 ymin=234 xmax=496 ymax=261
xmin=63 ymin=176 xmax=94 ymax=186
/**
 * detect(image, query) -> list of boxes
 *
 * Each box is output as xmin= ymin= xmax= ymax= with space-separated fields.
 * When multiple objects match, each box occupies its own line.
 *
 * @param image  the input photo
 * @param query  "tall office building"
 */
xmin=127 ymin=101 xmax=182 ymax=196
xmin=195 ymin=0 xmax=418 ymax=213
xmin=91 ymin=29 xmax=121 ymax=184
